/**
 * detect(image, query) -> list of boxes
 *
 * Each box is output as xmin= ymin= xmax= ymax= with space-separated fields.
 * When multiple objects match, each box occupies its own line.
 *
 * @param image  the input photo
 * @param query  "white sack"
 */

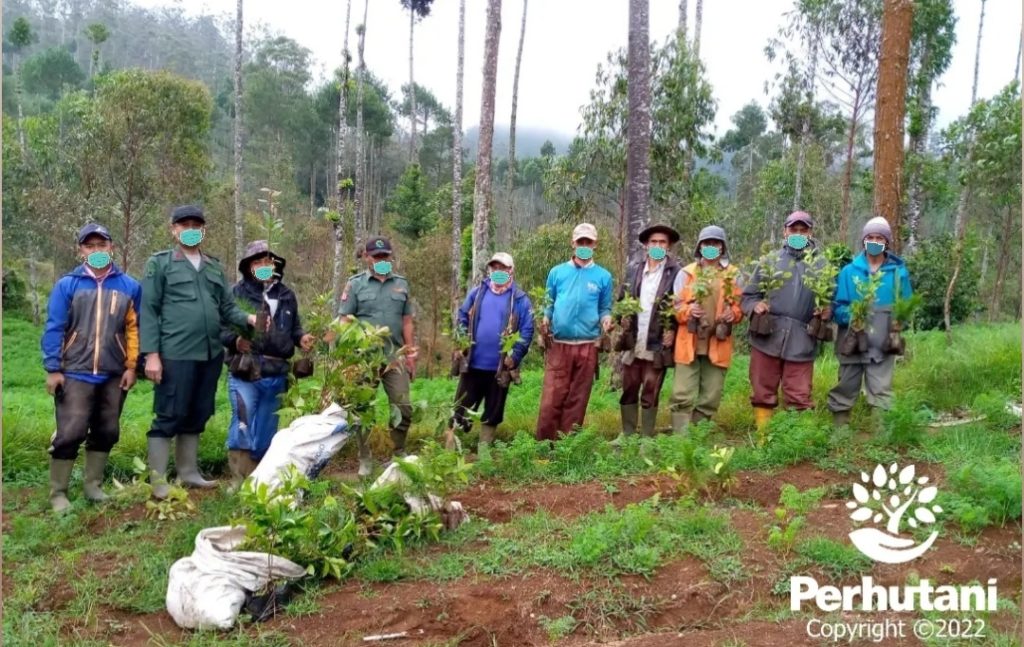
xmin=250 ymin=403 xmax=352 ymax=493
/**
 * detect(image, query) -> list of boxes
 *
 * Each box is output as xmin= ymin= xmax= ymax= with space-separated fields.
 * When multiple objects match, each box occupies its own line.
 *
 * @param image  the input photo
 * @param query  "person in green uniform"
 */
xmin=141 ymin=205 xmax=258 ymax=498
xmin=338 ymin=236 xmax=417 ymax=476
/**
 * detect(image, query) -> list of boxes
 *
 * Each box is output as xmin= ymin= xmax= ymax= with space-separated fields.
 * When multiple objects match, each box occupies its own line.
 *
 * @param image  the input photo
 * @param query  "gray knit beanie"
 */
xmin=861 ymin=217 xmax=892 ymax=245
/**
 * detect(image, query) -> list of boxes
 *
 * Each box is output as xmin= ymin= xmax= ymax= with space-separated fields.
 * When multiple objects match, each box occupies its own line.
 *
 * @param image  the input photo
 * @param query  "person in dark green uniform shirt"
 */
xmin=140 ymin=205 xmax=257 ymax=498
xmin=338 ymin=236 xmax=417 ymax=476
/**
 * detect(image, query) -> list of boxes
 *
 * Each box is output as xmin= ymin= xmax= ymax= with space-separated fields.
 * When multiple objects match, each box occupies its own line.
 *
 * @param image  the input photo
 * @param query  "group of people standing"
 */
xmin=40 ymin=203 xmax=912 ymax=513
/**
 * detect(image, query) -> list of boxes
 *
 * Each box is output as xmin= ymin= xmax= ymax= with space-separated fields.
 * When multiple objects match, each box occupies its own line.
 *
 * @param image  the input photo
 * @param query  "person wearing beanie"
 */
xmin=41 ymin=224 xmax=142 ymax=513
xmin=140 ymin=205 xmax=258 ymax=498
xmin=614 ymin=224 xmax=682 ymax=440
xmin=535 ymin=223 xmax=615 ymax=441
xmin=741 ymin=211 xmax=833 ymax=432
xmin=827 ymin=216 xmax=913 ymax=432
xmin=220 ymin=241 xmax=315 ymax=488
xmin=668 ymin=225 xmax=744 ymax=434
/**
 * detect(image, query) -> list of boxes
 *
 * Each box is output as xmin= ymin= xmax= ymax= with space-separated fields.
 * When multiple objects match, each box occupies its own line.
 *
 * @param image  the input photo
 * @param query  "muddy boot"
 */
xmin=49 ymin=458 xmax=75 ymax=513
xmin=175 ymin=434 xmax=216 ymax=489
xmin=478 ymin=424 xmax=496 ymax=461
xmin=692 ymin=410 xmax=710 ymax=425
xmin=832 ymin=409 xmax=851 ymax=430
xmin=147 ymin=436 xmax=172 ymax=499
xmin=640 ymin=408 xmax=658 ymax=438
xmin=620 ymin=404 xmax=639 ymax=437
xmin=82 ymin=451 xmax=110 ymax=502
xmin=754 ymin=407 xmax=774 ymax=433
xmin=357 ymin=434 xmax=373 ymax=478
xmin=671 ymin=410 xmax=691 ymax=436
xmin=227 ymin=450 xmax=245 ymax=490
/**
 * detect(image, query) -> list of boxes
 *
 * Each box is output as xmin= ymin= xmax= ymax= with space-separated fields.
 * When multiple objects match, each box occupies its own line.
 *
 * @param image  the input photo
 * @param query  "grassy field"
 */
xmin=3 ymin=316 xmax=1022 ymax=646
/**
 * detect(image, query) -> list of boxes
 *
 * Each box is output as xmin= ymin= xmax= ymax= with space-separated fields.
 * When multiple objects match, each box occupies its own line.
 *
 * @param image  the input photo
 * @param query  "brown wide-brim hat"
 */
xmin=238 ymin=239 xmax=286 ymax=276
xmin=639 ymin=223 xmax=681 ymax=245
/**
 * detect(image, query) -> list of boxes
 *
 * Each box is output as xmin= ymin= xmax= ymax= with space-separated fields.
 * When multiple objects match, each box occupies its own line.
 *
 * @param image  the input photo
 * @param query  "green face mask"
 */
xmin=648 ymin=246 xmax=667 ymax=261
xmin=178 ymin=229 xmax=204 ymax=247
xmin=787 ymin=234 xmax=809 ymax=250
xmin=490 ymin=270 xmax=511 ymax=285
xmin=86 ymin=251 xmax=111 ymax=270
xmin=373 ymin=260 xmax=393 ymax=275
xmin=575 ymin=246 xmax=594 ymax=261
xmin=700 ymin=245 xmax=721 ymax=261
xmin=253 ymin=265 xmax=275 ymax=281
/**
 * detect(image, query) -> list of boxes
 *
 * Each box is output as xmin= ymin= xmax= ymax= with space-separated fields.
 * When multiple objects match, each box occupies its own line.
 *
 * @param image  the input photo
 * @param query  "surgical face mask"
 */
xmin=575 ymin=245 xmax=594 ymax=261
xmin=490 ymin=270 xmax=511 ymax=286
xmin=700 ymin=245 xmax=721 ymax=261
xmin=865 ymin=241 xmax=886 ymax=256
xmin=178 ymin=228 xmax=203 ymax=247
xmin=648 ymin=246 xmax=667 ymax=261
xmin=253 ymin=265 xmax=275 ymax=281
xmin=373 ymin=260 xmax=393 ymax=275
xmin=86 ymin=251 xmax=111 ymax=270
xmin=787 ymin=234 xmax=809 ymax=250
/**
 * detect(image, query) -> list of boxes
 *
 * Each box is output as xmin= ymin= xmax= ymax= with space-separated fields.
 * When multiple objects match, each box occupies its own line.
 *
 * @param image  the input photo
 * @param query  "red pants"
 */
xmin=749 ymin=346 xmax=814 ymax=410
xmin=536 ymin=342 xmax=599 ymax=441
xmin=619 ymin=358 xmax=667 ymax=409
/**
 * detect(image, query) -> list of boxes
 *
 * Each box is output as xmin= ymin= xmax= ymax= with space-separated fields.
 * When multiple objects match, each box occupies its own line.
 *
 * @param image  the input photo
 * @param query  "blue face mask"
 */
xmin=865 ymin=241 xmax=886 ymax=256
xmin=700 ymin=245 xmax=721 ymax=261
xmin=648 ymin=246 xmax=667 ymax=261
xmin=575 ymin=246 xmax=594 ymax=261
xmin=787 ymin=234 xmax=809 ymax=250
xmin=373 ymin=260 xmax=393 ymax=275
xmin=86 ymin=251 xmax=111 ymax=270
xmin=178 ymin=228 xmax=204 ymax=247
xmin=253 ymin=265 xmax=275 ymax=281
xmin=490 ymin=270 xmax=511 ymax=286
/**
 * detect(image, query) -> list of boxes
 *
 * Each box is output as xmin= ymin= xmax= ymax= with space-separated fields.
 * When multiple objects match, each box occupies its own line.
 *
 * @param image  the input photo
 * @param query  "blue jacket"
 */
xmin=458 ymin=280 xmax=534 ymax=367
xmin=832 ymin=252 xmax=913 ymax=327
xmin=545 ymin=260 xmax=613 ymax=341
xmin=42 ymin=264 xmax=142 ymax=376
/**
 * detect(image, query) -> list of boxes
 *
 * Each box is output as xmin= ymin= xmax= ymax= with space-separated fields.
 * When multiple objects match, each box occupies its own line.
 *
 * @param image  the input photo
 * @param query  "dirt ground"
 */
xmin=56 ymin=462 xmax=1021 ymax=647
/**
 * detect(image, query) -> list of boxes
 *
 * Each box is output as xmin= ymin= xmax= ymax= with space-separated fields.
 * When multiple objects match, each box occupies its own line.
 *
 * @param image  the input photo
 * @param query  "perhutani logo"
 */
xmin=846 ymin=462 xmax=943 ymax=564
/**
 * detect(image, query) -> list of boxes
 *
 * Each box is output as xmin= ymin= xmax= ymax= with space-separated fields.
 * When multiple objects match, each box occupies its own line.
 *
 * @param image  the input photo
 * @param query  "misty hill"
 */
xmin=464 ymin=125 xmax=575 ymax=160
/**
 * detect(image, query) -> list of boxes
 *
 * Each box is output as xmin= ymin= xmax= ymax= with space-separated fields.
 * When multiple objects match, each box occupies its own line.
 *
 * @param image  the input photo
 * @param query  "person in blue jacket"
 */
xmin=448 ymin=252 xmax=534 ymax=457
xmin=41 ymin=223 xmax=142 ymax=512
xmin=827 ymin=217 xmax=913 ymax=430
xmin=535 ymin=223 xmax=614 ymax=441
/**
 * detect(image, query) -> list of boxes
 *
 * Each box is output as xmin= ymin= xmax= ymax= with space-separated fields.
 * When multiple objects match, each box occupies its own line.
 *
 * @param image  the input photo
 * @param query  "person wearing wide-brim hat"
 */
xmin=613 ymin=223 xmax=682 ymax=440
xmin=668 ymin=225 xmax=744 ymax=434
xmin=220 ymin=240 xmax=315 ymax=488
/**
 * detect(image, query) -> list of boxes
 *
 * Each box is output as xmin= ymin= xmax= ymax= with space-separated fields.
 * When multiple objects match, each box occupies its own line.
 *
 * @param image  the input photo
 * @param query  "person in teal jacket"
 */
xmin=535 ymin=222 xmax=614 ymax=441
xmin=827 ymin=217 xmax=913 ymax=430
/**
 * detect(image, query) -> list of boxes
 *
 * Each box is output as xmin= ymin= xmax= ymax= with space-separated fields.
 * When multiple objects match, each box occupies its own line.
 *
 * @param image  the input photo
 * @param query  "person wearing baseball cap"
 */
xmin=338 ymin=235 xmax=417 ymax=475
xmin=40 ymin=224 xmax=142 ymax=512
xmin=535 ymin=222 xmax=614 ymax=442
xmin=140 ymin=205 xmax=259 ymax=498
xmin=741 ymin=211 xmax=833 ymax=433
xmin=447 ymin=252 xmax=534 ymax=458
xmin=613 ymin=224 xmax=682 ymax=440
xmin=827 ymin=216 xmax=913 ymax=433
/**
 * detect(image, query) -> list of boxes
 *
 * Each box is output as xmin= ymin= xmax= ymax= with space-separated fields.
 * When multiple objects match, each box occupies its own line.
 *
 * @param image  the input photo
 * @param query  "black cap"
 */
xmin=77 ymin=223 xmax=112 ymax=244
xmin=171 ymin=204 xmax=206 ymax=224
xmin=364 ymin=236 xmax=393 ymax=257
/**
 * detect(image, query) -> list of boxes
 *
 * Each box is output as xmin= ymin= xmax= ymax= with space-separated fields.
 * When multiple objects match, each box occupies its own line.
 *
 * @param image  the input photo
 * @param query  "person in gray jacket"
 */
xmin=741 ymin=211 xmax=832 ymax=432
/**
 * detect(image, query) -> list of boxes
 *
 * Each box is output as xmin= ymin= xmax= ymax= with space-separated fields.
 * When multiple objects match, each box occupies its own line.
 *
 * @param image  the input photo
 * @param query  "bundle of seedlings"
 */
xmin=839 ymin=272 xmax=881 ymax=356
xmin=801 ymin=250 xmax=839 ymax=341
xmin=446 ymin=323 xmax=473 ymax=377
xmin=886 ymin=278 xmax=921 ymax=355
xmin=745 ymin=253 xmax=791 ymax=336
xmin=715 ymin=270 xmax=738 ymax=341
xmin=528 ymin=286 xmax=553 ymax=351
xmin=653 ymin=293 xmax=677 ymax=369
xmin=228 ymin=297 xmax=267 ymax=381
xmin=611 ymin=294 xmax=643 ymax=351
xmin=686 ymin=265 xmax=714 ymax=337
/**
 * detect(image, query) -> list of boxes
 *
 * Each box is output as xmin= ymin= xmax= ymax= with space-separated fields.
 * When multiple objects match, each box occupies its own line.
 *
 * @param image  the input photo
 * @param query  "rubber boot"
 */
xmin=478 ymin=424 xmax=497 ymax=461
xmin=692 ymin=410 xmax=710 ymax=425
xmin=82 ymin=451 xmax=110 ymax=502
xmin=49 ymin=458 xmax=75 ymax=513
xmin=175 ymin=434 xmax=216 ymax=489
xmin=228 ymin=450 xmax=244 ymax=490
xmin=147 ymin=436 xmax=172 ymax=499
xmin=671 ymin=410 xmax=691 ymax=436
xmin=620 ymin=404 xmax=639 ymax=437
xmin=357 ymin=433 xmax=373 ymax=478
xmin=640 ymin=408 xmax=658 ymax=438
xmin=754 ymin=407 xmax=774 ymax=432
xmin=832 ymin=409 xmax=851 ymax=429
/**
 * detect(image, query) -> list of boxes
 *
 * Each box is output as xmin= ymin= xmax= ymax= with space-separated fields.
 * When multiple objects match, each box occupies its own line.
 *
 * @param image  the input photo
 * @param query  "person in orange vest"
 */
xmin=669 ymin=225 xmax=744 ymax=434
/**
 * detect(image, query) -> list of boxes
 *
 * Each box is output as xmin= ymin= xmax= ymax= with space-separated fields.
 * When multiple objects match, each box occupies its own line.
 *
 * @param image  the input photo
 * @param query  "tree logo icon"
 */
xmin=846 ymin=463 xmax=943 ymax=564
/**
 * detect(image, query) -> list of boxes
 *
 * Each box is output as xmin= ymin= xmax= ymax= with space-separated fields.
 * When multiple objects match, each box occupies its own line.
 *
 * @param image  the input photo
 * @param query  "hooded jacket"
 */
xmin=220 ymin=273 xmax=306 ymax=378
xmin=832 ymin=251 xmax=913 ymax=365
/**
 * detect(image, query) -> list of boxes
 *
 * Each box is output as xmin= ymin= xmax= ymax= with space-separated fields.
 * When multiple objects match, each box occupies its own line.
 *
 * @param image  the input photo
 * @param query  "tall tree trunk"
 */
xmin=27 ymin=255 xmax=41 ymax=326
xmin=354 ymin=0 xmax=369 ymax=243
xmin=451 ymin=0 xmax=466 ymax=326
xmin=471 ymin=0 xmax=502 ymax=282
xmin=310 ymin=163 xmax=316 ymax=217
xmin=505 ymin=0 xmax=528 ymax=248
xmin=408 ymin=6 xmax=418 ymax=162
xmin=233 ymin=0 xmax=244 ymax=275
xmin=333 ymin=0 xmax=353 ymax=306
xmin=989 ymin=206 xmax=1014 ymax=321
xmin=693 ymin=0 xmax=703 ymax=58
xmin=873 ymin=0 xmax=915 ymax=251
xmin=840 ymin=90 xmax=865 ymax=243
xmin=625 ymin=0 xmax=652 ymax=262
xmin=678 ymin=0 xmax=688 ymax=36
xmin=905 ymin=46 xmax=933 ymax=253
xmin=15 ymin=57 xmax=26 ymax=159
xmin=793 ymin=39 xmax=818 ymax=213
xmin=944 ymin=0 xmax=985 ymax=343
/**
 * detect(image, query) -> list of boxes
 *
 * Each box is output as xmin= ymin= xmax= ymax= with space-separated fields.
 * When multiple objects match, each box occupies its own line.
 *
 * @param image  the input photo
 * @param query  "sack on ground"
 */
xmin=249 ymin=403 xmax=352 ymax=494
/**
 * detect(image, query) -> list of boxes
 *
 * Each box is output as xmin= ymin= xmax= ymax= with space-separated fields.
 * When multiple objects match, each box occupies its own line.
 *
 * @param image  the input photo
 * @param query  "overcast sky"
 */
xmin=140 ymin=0 xmax=1020 ymax=139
